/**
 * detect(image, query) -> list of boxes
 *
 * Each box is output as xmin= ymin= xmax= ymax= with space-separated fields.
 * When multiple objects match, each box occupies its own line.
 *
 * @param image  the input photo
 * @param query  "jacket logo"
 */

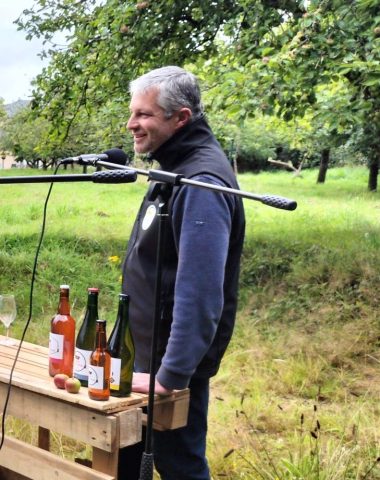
xmin=142 ymin=205 xmax=156 ymax=230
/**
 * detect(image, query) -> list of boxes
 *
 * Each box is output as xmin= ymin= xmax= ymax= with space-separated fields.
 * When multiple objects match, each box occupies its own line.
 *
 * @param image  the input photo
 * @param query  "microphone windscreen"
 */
xmin=104 ymin=148 xmax=129 ymax=166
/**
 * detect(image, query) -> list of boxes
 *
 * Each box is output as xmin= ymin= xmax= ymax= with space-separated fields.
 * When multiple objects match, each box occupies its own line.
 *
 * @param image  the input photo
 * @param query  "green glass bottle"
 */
xmin=74 ymin=287 xmax=99 ymax=387
xmin=107 ymin=293 xmax=135 ymax=397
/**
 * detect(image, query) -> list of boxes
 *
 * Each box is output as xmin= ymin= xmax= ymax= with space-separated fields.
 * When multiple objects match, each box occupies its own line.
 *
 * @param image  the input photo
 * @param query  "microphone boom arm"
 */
xmin=95 ymin=161 xmax=298 ymax=211
xmin=0 ymin=158 xmax=297 ymax=210
xmin=0 ymin=170 xmax=137 ymax=185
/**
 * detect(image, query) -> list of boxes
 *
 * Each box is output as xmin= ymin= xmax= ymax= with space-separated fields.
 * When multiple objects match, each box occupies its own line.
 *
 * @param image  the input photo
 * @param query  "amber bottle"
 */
xmin=49 ymin=285 xmax=76 ymax=377
xmin=88 ymin=319 xmax=111 ymax=401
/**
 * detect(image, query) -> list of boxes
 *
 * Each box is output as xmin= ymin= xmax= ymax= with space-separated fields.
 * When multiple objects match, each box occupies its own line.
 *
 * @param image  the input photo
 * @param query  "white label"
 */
xmin=74 ymin=348 xmax=92 ymax=380
xmin=49 ymin=332 xmax=64 ymax=359
xmin=142 ymin=205 xmax=156 ymax=230
xmin=88 ymin=365 xmax=104 ymax=390
xmin=110 ymin=357 xmax=121 ymax=391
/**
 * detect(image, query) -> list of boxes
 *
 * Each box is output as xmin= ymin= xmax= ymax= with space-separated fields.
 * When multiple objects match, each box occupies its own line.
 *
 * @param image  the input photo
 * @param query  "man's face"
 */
xmin=127 ymin=88 xmax=185 ymax=154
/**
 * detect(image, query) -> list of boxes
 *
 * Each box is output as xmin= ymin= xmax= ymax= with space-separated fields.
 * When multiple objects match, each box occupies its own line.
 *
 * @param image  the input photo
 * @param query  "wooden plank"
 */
xmin=141 ymin=390 xmax=190 ymax=431
xmin=153 ymin=395 xmax=189 ymax=430
xmin=0 ymin=358 xmax=46 ymax=378
xmin=0 ymin=337 xmax=48 ymax=357
xmin=0 ymin=436 xmax=115 ymax=480
xmin=0 ymin=337 xmax=143 ymax=413
xmin=0 ymin=336 xmax=189 ymax=415
xmin=0 ymin=371 xmax=143 ymax=415
xmin=0 ymin=377 xmax=143 ymax=415
xmin=116 ymin=409 xmax=142 ymax=448
xmin=0 ymin=384 xmax=117 ymax=451
xmin=0 ymin=383 xmax=143 ymax=451
xmin=92 ymin=448 xmax=119 ymax=478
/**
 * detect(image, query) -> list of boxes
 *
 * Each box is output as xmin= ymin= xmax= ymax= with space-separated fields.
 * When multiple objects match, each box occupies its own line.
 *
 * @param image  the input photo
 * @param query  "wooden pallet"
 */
xmin=0 ymin=336 xmax=189 ymax=479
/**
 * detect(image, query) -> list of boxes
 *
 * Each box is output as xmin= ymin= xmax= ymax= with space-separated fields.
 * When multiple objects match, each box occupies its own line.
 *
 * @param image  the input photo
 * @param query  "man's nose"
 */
xmin=127 ymin=114 xmax=138 ymax=130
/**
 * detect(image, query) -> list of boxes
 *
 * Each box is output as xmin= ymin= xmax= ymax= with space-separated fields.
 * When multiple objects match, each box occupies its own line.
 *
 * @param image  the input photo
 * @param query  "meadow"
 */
xmin=1 ymin=165 xmax=380 ymax=479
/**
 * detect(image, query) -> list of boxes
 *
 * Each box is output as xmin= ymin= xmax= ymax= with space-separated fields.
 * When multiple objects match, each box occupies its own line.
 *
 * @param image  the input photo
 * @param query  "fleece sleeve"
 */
xmin=156 ymin=174 xmax=234 ymax=390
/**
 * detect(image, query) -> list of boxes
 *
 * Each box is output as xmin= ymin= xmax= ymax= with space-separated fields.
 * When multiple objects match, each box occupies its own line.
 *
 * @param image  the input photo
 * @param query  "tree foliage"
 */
xmin=12 ymin=0 xmax=380 ymax=186
xmin=234 ymin=0 xmax=380 ymax=187
xmin=1 ymin=102 xmax=134 ymax=167
xmin=16 ymin=1 xmax=241 ymax=137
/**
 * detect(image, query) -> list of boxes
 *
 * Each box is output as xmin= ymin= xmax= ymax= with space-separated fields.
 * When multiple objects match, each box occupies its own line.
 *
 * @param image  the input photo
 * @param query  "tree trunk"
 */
xmin=316 ymin=148 xmax=330 ymax=184
xmin=368 ymin=155 xmax=379 ymax=191
xmin=233 ymin=152 xmax=238 ymax=176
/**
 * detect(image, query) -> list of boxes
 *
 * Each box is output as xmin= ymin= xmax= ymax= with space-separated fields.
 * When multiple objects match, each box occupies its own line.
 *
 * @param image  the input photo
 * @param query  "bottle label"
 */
xmin=74 ymin=348 xmax=92 ymax=380
xmin=49 ymin=332 xmax=64 ymax=360
xmin=110 ymin=358 xmax=121 ymax=391
xmin=88 ymin=365 xmax=104 ymax=390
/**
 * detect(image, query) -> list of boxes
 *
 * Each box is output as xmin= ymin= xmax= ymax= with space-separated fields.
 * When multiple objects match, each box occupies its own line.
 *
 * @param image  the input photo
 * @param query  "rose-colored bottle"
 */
xmin=49 ymin=285 xmax=76 ymax=377
xmin=88 ymin=319 xmax=111 ymax=401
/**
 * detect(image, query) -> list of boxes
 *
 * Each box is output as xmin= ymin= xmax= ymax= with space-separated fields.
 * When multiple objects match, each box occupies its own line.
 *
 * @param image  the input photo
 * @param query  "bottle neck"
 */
xmin=87 ymin=293 xmax=99 ymax=315
xmin=116 ymin=297 xmax=130 ymax=335
xmin=58 ymin=290 xmax=71 ymax=315
xmin=95 ymin=323 xmax=107 ymax=350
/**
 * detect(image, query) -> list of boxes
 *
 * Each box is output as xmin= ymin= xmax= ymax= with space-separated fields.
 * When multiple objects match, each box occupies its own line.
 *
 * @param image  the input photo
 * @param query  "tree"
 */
xmin=0 ymin=100 xmax=133 ymax=168
xmin=17 ymin=1 xmax=380 ymax=187
xmin=234 ymin=0 xmax=380 ymax=189
xmin=16 ymin=0 xmax=241 ymax=139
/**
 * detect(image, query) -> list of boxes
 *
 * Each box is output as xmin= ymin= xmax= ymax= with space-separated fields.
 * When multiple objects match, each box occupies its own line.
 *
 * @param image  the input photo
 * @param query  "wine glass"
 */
xmin=0 ymin=294 xmax=17 ymax=346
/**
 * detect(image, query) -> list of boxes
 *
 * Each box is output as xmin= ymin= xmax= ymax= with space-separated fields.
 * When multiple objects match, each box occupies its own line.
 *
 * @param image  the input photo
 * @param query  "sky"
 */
xmin=0 ymin=1 xmax=49 ymax=104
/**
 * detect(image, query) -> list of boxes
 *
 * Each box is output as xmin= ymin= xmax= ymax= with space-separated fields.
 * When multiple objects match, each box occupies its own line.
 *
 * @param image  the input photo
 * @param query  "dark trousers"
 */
xmin=118 ymin=377 xmax=210 ymax=480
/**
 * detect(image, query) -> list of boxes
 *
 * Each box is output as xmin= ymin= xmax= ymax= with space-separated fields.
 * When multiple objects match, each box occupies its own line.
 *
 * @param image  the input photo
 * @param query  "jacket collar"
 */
xmin=150 ymin=115 xmax=214 ymax=171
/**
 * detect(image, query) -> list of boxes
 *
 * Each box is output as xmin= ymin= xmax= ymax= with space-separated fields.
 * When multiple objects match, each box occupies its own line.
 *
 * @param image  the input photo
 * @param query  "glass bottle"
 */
xmin=108 ymin=293 xmax=135 ymax=397
xmin=74 ymin=287 xmax=99 ymax=387
xmin=88 ymin=319 xmax=111 ymax=401
xmin=49 ymin=285 xmax=76 ymax=377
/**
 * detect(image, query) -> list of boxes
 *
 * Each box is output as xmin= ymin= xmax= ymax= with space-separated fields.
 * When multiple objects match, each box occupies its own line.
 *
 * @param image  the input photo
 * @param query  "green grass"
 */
xmin=1 ymin=165 xmax=380 ymax=478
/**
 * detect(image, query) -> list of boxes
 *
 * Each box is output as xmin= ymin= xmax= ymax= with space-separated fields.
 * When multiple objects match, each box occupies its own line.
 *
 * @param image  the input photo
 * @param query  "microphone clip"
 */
xmin=60 ymin=154 xmax=107 ymax=166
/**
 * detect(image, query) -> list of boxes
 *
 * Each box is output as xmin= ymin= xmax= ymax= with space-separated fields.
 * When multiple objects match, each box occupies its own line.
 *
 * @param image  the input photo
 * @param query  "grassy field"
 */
xmin=1 ymin=165 xmax=380 ymax=478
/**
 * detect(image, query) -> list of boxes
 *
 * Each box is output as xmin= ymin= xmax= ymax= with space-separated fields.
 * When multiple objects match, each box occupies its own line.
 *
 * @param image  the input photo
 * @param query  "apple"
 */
xmin=119 ymin=24 xmax=129 ymax=34
xmin=53 ymin=373 xmax=69 ymax=389
xmin=65 ymin=377 xmax=81 ymax=394
xmin=136 ymin=1 xmax=149 ymax=10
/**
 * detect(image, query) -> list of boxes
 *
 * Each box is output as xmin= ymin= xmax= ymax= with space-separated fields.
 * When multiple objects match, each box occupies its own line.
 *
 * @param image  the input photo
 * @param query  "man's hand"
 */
xmin=132 ymin=372 xmax=173 ymax=396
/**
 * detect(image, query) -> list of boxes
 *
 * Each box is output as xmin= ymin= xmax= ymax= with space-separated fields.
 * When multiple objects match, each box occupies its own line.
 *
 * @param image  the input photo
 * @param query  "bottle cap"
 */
xmin=96 ymin=319 xmax=106 ymax=324
xmin=119 ymin=293 xmax=129 ymax=299
xmin=88 ymin=287 xmax=99 ymax=293
xmin=60 ymin=284 xmax=70 ymax=289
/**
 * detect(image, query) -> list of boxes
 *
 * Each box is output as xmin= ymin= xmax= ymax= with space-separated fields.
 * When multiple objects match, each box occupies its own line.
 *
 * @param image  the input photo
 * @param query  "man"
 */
xmin=121 ymin=66 xmax=245 ymax=479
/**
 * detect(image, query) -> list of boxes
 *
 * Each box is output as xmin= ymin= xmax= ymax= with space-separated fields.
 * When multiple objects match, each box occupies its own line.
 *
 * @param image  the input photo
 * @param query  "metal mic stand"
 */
xmin=137 ymin=180 xmax=174 ymax=480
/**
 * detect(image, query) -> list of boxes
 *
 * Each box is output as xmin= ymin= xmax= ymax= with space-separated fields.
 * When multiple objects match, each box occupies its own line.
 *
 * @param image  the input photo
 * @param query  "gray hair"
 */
xmin=130 ymin=66 xmax=203 ymax=120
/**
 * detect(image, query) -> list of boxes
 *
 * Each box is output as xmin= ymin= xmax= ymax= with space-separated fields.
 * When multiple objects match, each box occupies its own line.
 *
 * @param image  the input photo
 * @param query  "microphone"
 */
xmin=62 ymin=148 xmax=129 ymax=166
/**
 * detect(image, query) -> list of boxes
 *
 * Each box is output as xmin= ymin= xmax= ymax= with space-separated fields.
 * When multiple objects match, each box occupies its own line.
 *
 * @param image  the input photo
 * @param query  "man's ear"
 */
xmin=175 ymin=108 xmax=192 ymax=130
